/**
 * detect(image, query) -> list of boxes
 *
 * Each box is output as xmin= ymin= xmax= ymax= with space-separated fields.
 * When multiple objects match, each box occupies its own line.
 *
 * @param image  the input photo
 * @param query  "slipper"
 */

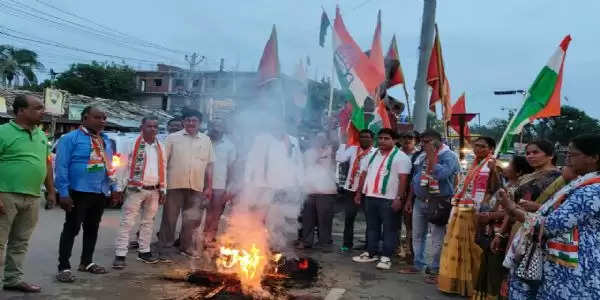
xmin=78 ymin=263 xmax=108 ymax=274
xmin=56 ymin=270 xmax=75 ymax=283
xmin=424 ymin=275 xmax=438 ymax=285
xmin=398 ymin=266 xmax=421 ymax=274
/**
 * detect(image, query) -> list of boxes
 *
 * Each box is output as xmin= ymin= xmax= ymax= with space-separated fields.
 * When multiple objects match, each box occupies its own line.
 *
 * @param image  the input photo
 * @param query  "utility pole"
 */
xmin=183 ymin=53 xmax=205 ymax=111
xmin=413 ymin=0 xmax=437 ymax=132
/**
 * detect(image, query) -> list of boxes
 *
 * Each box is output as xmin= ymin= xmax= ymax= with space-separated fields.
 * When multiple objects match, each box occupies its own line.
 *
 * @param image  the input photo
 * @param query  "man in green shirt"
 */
xmin=0 ymin=94 xmax=55 ymax=293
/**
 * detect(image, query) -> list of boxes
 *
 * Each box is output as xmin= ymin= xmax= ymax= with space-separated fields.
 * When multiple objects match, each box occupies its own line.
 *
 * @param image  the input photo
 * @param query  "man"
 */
xmin=336 ymin=129 xmax=376 ymax=252
xmin=0 ymin=95 xmax=54 ymax=293
xmin=55 ymin=106 xmax=122 ymax=282
xmin=399 ymin=130 xmax=459 ymax=280
xmin=203 ymin=119 xmax=236 ymax=247
xmin=157 ymin=117 xmax=183 ymax=142
xmin=398 ymin=131 xmax=419 ymax=263
xmin=243 ymin=117 xmax=303 ymax=252
xmin=352 ymin=128 xmax=411 ymax=270
xmin=158 ymin=109 xmax=214 ymax=260
xmin=112 ymin=116 xmax=166 ymax=269
xmin=299 ymin=133 xmax=337 ymax=252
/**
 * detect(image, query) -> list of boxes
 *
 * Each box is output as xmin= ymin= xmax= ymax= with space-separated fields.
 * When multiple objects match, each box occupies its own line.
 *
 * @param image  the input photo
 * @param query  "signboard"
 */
xmin=68 ymin=103 xmax=86 ymax=120
xmin=44 ymin=88 xmax=65 ymax=115
xmin=0 ymin=96 xmax=6 ymax=114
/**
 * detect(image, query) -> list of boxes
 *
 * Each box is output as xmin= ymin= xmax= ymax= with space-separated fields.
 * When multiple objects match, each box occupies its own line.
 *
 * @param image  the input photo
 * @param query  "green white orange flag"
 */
xmin=498 ymin=35 xmax=572 ymax=153
xmin=368 ymin=98 xmax=392 ymax=135
xmin=332 ymin=7 xmax=385 ymax=144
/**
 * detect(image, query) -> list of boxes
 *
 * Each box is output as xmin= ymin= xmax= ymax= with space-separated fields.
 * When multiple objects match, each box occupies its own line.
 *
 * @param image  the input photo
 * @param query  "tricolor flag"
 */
xmin=368 ymin=98 xmax=392 ymax=135
xmin=427 ymin=25 xmax=452 ymax=122
xmin=385 ymin=34 xmax=405 ymax=89
xmin=498 ymin=35 xmax=572 ymax=153
xmin=257 ymin=25 xmax=280 ymax=86
xmin=368 ymin=10 xmax=385 ymax=89
xmin=332 ymin=7 xmax=385 ymax=145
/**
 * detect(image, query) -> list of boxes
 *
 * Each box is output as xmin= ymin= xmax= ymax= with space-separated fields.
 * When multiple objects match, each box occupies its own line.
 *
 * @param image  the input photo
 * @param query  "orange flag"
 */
xmin=449 ymin=93 xmax=472 ymax=140
xmin=257 ymin=25 xmax=280 ymax=86
xmin=427 ymin=25 xmax=452 ymax=121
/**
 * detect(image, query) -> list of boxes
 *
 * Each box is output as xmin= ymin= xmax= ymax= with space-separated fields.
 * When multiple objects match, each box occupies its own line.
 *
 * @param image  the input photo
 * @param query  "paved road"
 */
xmin=4 ymin=203 xmax=454 ymax=300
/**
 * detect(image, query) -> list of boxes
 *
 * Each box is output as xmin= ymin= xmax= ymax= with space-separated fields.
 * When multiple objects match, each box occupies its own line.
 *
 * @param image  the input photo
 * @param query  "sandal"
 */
xmin=78 ymin=263 xmax=108 ymax=274
xmin=398 ymin=266 xmax=421 ymax=274
xmin=56 ymin=270 xmax=75 ymax=283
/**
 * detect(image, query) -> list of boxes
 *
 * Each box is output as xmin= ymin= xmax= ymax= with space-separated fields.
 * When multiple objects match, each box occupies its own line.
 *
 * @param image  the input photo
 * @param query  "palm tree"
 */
xmin=0 ymin=45 xmax=44 ymax=87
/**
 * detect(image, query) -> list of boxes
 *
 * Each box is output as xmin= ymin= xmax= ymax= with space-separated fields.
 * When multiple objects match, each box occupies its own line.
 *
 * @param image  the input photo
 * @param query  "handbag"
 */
xmin=424 ymin=195 xmax=452 ymax=226
xmin=515 ymin=229 xmax=543 ymax=282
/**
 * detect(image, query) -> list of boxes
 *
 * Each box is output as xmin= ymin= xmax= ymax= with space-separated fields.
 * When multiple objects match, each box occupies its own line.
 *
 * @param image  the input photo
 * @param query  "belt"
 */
xmin=142 ymin=185 xmax=160 ymax=190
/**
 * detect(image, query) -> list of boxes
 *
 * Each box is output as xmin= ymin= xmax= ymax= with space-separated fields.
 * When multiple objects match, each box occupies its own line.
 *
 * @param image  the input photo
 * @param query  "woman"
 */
xmin=498 ymin=140 xmax=561 ymax=299
xmin=438 ymin=137 xmax=500 ymax=296
xmin=501 ymin=134 xmax=600 ymax=299
xmin=473 ymin=156 xmax=534 ymax=300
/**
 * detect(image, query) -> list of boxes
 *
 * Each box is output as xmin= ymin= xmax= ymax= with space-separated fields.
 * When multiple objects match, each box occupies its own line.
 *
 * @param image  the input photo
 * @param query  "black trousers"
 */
xmin=58 ymin=190 xmax=106 ymax=271
xmin=302 ymin=194 xmax=336 ymax=246
xmin=342 ymin=190 xmax=367 ymax=248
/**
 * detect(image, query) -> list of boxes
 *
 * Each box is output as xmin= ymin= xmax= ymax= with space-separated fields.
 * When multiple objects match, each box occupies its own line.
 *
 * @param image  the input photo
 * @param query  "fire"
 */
xmin=216 ymin=244 xmax=264 ymax=282
xmin=298 ymin=258 xmax=309 ymax=270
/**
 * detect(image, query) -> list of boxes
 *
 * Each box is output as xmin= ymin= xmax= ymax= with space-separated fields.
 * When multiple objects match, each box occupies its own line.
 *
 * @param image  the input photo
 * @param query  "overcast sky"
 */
xmin=1 ymin=0 xmax=598 ymax=123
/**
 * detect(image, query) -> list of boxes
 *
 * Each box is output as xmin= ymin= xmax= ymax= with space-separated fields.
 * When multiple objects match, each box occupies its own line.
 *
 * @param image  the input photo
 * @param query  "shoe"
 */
xmin=112 ymin=256 xmax=127 ymax=269
xmin=376 ymin=256 xmax=392 ymax=270
xmin=128 ymin=241 xmax=140 ymax=249
xmin=158 ymin=253 xmax=172 ymax=263
xmin=352 ymin=252 xmax=379 ymax=263
xmin=137 ymin=252 xmax=159 ymax=264
xmin=340 ymin=246 xmax=351 ymax=252
xmin=3 ymin=282 xmax=41 ymax=293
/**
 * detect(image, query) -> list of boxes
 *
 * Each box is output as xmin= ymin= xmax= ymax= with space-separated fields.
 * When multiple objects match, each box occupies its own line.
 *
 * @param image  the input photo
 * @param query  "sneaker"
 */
xmin=352 ymin=252 xmax=379 ymax=263
xmin=340 ymin=246 xmax=351 ymax=253
xmin=112 ymin=256 xmax=127 ymax=269
xmin=137 ymin=252 xmax=159 ymax=264
xmin=376 ymin=256 xmax=392 ymax=270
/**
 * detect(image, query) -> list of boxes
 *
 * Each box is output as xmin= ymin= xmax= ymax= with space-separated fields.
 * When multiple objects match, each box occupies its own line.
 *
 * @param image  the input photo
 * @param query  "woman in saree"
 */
xmin=472 ymin=156 xmax=534 ymax=300
xmin=501 ymin=134 xmax=600 ymax=299
xmin=492 ymin=140 xmax=561 ymax=299
xmin=437 ymin=137 xmax=501 ymax=296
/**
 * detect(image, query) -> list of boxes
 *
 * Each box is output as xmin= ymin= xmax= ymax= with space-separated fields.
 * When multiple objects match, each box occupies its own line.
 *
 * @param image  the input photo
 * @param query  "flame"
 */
xmin=112 ymin=154 xmax=122 ymax=168
xmin=216 ymin=244 xmax=263 ymax=283
xmin=298 ymin=258 xmax=309 ymax=270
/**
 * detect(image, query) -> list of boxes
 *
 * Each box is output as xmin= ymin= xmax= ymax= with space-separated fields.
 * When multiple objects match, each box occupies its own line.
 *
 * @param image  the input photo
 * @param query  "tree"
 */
xmin=54 ymin=61 xmax=137 ymax=100
xmin=0 ymin=45 xmax=44 ymax=87
xmin=535 ymin=105 xmax=600 ymax=145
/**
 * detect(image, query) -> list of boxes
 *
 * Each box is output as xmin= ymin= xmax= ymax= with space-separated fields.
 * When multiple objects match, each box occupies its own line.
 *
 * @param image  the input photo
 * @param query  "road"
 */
xmin=3 ymin=201 xmax=453 ymax=300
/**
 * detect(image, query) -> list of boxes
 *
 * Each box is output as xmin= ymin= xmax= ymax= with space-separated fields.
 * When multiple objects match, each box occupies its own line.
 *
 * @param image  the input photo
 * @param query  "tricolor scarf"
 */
xmin=348 ymin=146 xmax=372 ymax=188
xmin=79 ymin=126 xmax=115 ymax=177
xmin=416 ymin=144 xmax=451 ymax=194
xmin=367 ymin=147 xmax=399 ymax=195
xmin=505 ymin=171 xmax=600 ymax=270
xmin=452 ymin=155 xmax=492 ymax=209
xmin=128 ymin=135 xmax=166 ymax=192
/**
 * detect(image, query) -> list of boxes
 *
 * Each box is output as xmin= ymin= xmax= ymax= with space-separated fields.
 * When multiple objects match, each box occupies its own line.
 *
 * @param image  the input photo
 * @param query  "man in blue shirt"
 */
xmin=399 ymin=130 xmax=459 ymax=282
xmin=54 ymin=106 xmax=122 ymax=282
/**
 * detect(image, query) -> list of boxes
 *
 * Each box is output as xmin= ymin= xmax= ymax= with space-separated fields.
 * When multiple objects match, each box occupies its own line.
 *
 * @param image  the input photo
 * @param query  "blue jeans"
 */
xmin=366 ymin=197 xmax=399 ymax=258
xmin=412 ymin=197 xmax=446 ymax=272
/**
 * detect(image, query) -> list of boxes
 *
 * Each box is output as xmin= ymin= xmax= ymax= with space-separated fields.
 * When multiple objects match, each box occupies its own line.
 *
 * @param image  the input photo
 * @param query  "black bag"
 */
xmin=424 ymin=196 xmax=452 ymax=226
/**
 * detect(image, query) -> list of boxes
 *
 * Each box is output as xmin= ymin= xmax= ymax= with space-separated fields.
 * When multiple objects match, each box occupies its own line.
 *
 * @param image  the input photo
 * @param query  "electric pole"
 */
xmin=413 ymin=0 xmax=437 ymax=132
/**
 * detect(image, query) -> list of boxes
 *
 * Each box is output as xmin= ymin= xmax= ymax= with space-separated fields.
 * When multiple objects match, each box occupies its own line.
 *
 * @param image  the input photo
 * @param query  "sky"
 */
xmin=1 ymin=0 xmax=598 ymax=124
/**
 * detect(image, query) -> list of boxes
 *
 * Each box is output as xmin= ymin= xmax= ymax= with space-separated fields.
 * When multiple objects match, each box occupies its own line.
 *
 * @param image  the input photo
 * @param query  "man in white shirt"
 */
xmin=299 ymin=133 xmax=337 ymax=251
xmin=352 ymin=128 xmax=411 ymax=270
xmin=335 ymin=129 xmax=376 ymax=252
xmin=112 ymin=116 xmax=166 ymax=269
xmin=203 ymin=120 xmax=237 ymax=246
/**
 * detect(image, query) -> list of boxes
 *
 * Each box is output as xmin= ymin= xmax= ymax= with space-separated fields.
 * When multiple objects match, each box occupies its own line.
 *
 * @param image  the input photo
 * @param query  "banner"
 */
xmin=44 ymin=88 xmax=65 ymax=116
xmin=68 ymin=103 xmax=86 ymax=120
xmin=0 ymin=96 xmax=6 ymax=114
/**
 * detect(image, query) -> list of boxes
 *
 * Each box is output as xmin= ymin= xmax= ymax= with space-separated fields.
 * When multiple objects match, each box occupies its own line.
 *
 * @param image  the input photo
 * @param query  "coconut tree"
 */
xmin=0 ymin=45 xmax=44 ymax=87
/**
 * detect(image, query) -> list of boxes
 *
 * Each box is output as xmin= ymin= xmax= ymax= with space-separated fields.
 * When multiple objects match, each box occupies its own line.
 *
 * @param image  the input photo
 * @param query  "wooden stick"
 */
xmin=204 ymin=283 xmax=226 ymax=299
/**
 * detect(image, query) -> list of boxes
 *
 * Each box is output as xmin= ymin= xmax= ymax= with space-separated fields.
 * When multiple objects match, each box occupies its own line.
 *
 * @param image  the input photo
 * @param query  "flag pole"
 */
xmin=402 ymin=84 xmax=412 ymax=121
xmin=326 ymin=6 xmax=334 ymax=117
xmin=494 ymin=91 xmax=528 ymax=157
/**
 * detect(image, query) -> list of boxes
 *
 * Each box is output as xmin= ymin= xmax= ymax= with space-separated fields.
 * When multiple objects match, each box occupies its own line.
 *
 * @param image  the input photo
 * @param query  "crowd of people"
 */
xmin=0 ymin=94 xmax=599 ymax=299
